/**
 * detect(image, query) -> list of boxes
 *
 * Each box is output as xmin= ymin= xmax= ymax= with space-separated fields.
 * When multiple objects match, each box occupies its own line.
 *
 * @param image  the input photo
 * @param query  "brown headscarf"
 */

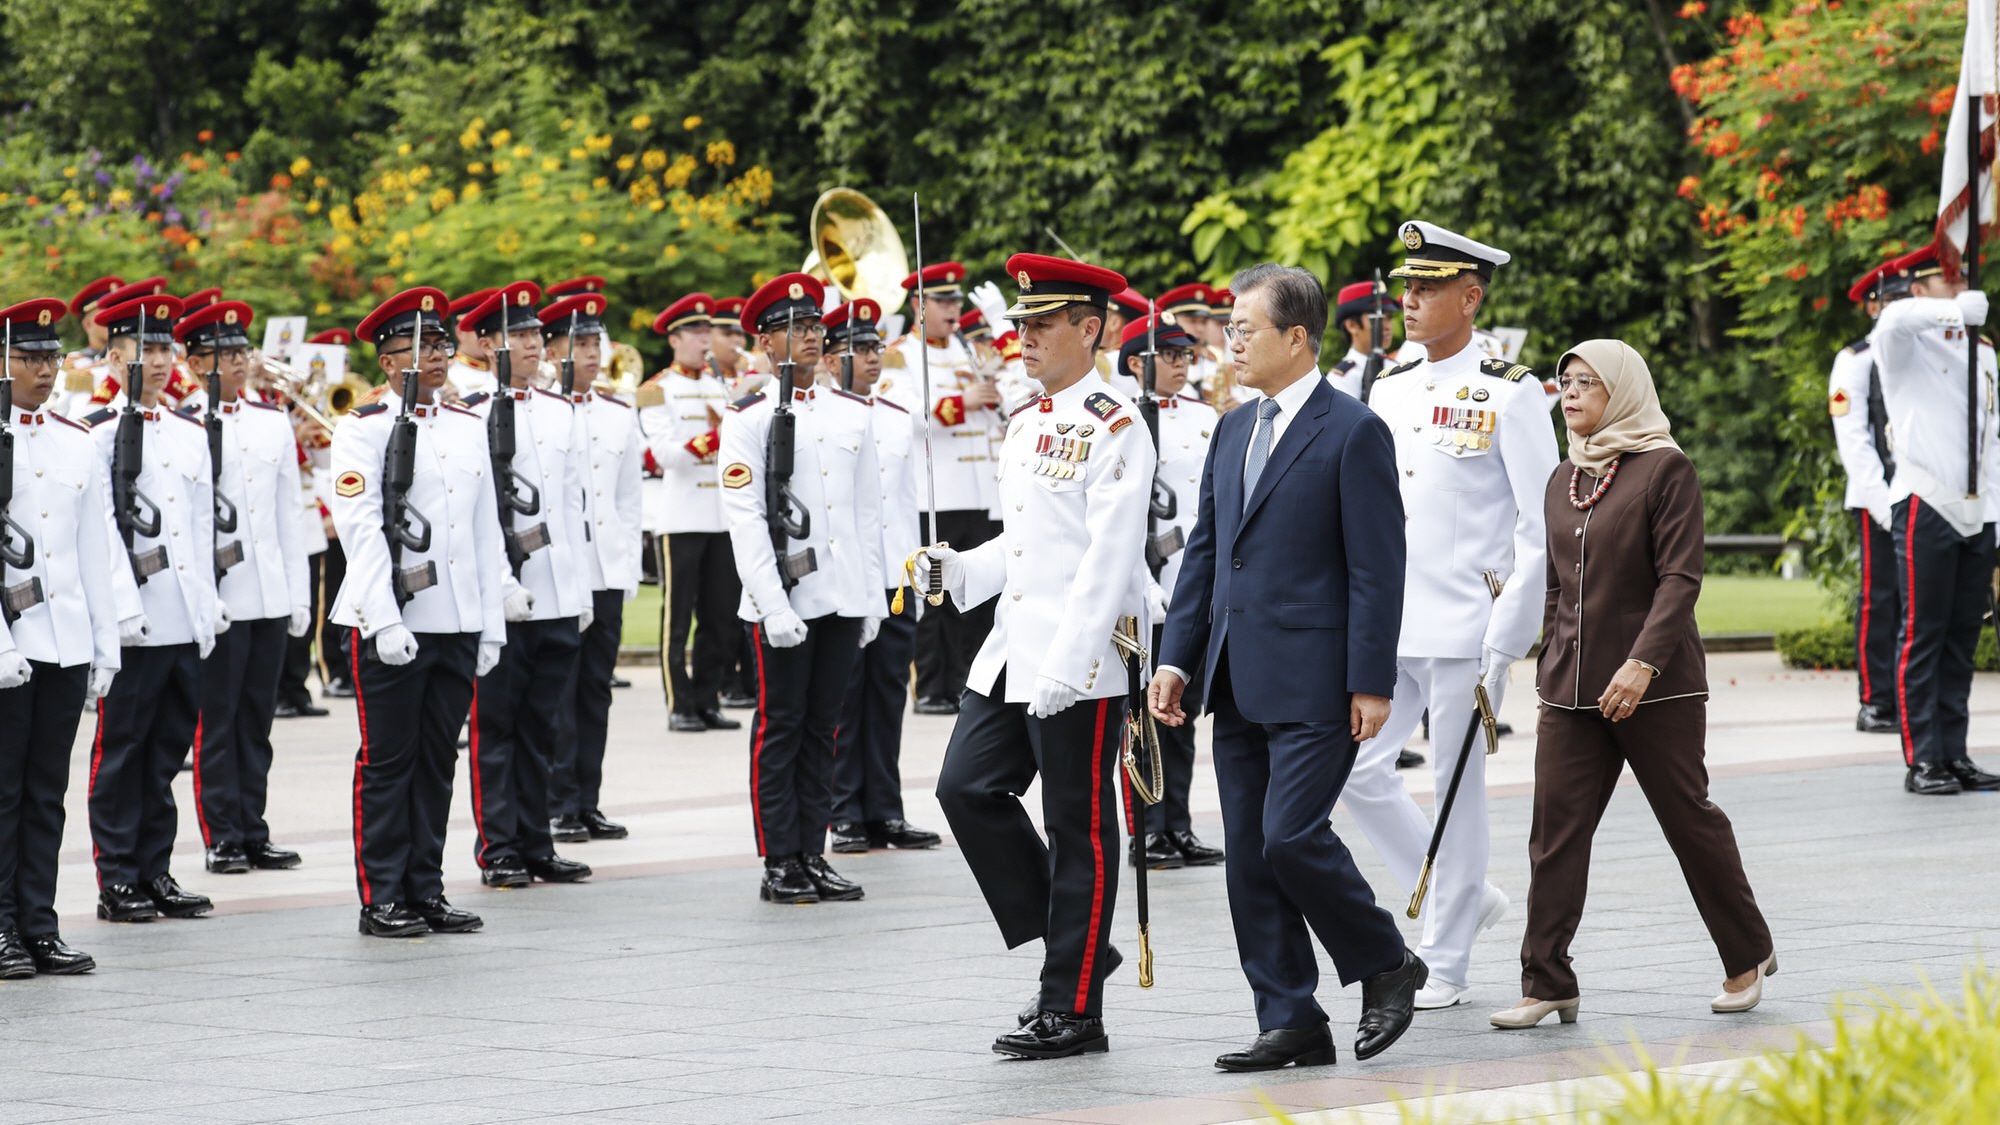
xmin=1558 ymin=339 xmax=1680 ymax=475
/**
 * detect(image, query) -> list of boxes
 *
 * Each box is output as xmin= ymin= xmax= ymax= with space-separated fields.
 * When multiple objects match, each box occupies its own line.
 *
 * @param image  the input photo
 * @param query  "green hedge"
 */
xmin=1778 ymin=622 xmax=2000 ymax=673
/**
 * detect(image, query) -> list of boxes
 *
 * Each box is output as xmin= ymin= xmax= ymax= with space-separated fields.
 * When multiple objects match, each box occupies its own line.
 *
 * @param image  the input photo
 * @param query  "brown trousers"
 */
xmin=1521 ymin=697 xmax=1772 ymax=999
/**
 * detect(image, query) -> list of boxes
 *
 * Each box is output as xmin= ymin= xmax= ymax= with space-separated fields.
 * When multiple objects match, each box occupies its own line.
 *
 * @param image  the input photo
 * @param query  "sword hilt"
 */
xmin=1406 ymin=858 xmax=1433 ymax=920
xmin=1137 ymin=924 xmax=1155 ymax=989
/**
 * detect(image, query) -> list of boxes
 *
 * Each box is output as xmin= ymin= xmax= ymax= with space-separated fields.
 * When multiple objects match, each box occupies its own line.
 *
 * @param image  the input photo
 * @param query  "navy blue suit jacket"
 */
xmin=1160 ymin=376 xmax=1405 ymax=724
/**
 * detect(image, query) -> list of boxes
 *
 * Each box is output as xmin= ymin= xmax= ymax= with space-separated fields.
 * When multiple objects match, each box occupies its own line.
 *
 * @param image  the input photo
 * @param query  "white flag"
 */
xmin=1938 ymin=0 xmax=2000 ymax=273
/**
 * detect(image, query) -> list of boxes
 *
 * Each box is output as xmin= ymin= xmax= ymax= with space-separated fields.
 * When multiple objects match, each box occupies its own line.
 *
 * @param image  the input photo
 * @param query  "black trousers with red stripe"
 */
xmin=936 ymin=674 xmax=1123 ymax=1019
xmin=348 ymin=631 xmax=476 ymax=907
xmin=1853 ymin=510 xmax=1901 ymax=715
xmin=1891 ymin=498 xmax=1993 ymax=768
xmin=89 ymin=643 xmax=201 ymax=888
xmin=664 ymin=532 xmax=739 ymax=715
xmin=0 ymin=662 xmax=88 ymax=936
xmin=472 ymin=617 xmax=582 ymax=867
xmin=831 ymin=591 xmax=915 ymax=826
xmin=551 ymin=589 xmax=624 ymax=819
xmin=196 ymin=616 xmax=288 ymax=848
xmin=914 ymin=510 xmax=998 ymax=701
xmin=749 ymin=614 xmax=862 ymax=858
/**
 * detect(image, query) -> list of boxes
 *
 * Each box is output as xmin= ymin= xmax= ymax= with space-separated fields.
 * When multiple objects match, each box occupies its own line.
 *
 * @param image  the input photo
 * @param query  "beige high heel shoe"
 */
xmin=1488 ymin=997 xmax=1580 ymax=1029
xmin=1711 ymin=954 xmax=1778 ymax=1013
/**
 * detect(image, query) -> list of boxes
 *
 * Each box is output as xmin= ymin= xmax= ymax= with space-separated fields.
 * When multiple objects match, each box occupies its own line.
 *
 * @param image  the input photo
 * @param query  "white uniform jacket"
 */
xmin=213 ymin=398 xmax=310 ymax=622
xmin=1827 ymin=338 xmax=1897 ymax=526
xmin=876 ymin=334 xmax=1003 ymax=514
xmin=636 ymin=364 xmax=730 ymax=535
xmin=1148 ymin=393 xmax=1217 ymax=603
xmin=573 ymin=391 xmax=645 ymax=596
xmin=1870 ymin=294 xmax=2000 ymax=532
xmin=462 ymin=388 xmax=592 ymax=620
xmin=90 ymin=405 xmax=219 ymax=649
xmin=868 ymin=395 xmax=922 ymax=589
xmin=0 ymin=409 xmax=121 ymax=671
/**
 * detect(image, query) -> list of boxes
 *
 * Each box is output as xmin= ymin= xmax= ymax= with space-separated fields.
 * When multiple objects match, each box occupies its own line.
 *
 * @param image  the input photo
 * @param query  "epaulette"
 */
xmin=356 ymin=384 xmax=391 ymax=407
xmin=459 ymin=392 xmax=490 ymax=408
xmin=83 ymin=408 xmax=116 ymax=428
xmin=875 ymin=397 xmax=908 ymax=414
xmin=1479 ymin=357 xmax=1534 ymax=382
xmin=1379 ymin=359 xmax=1421 ymax=380
xmin=445 ymin=404 xmax=481 ymax=418
xmin=1332 ymin=357 xmax=1358 ymax=374
xmin=633 ymin=384 xmax=666 ymax=409
xmin=882 ymin=349 xmax=907 ymax=370
xmin=351 ymin=403 xmax=390 ymax=417
xmin=1083 ymin=391 xmax=1121 ymax=420
xmin=828 ymin=387 xmax=869 ymax=405
xmin=53 ymin=413 xmax=90 ymax=432
xmin=1009 ymin=399 xmax=1040 ymax=418
xmin=1845 ymin=335 xmax=1872 ymax=354
xmin=533 ymin=387 xmax=566 ymax=402
xmin=170 ymin=407 xmax=204 ymax=426
xmin=727 ymin=391 xmax=766 ymax=412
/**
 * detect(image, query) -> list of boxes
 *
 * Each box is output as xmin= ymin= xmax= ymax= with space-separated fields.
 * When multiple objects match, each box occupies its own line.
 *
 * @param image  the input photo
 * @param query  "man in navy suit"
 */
xmin=1149 ymin=263 xmax=1426 ymax=1072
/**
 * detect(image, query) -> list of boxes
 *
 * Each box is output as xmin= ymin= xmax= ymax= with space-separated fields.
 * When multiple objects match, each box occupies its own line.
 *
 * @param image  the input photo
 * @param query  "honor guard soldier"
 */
xmin=709 ymin=297 xmax=761 ymax=396
xmin=880 ymin=261 xmax=1001 ymax=716
xmin=638 ymin=292 xmax=744 ymax=732
xmin=83 ymin=278 xmax=206 ymax=416
xmin=332 ymin=288 xmax=506 ymax=937
xmin=446 ymin=288 xmax=497 ymax=399
xmin=1147 ymin=285 xmax=1212 ymax=398
xmin=541 ymin=292 xmax=640 ymax=843
xmin=718 ymin=272 xmax=885 ymax=905
xmin=819 ymin=298 xmax=942 ymax=855
xmin=54 ymin=276 xmax=122 ymax=417
xmin=1341 ymin=221 xmax=1557 ymax=1011
xmin=276 ymin=327 xmax=349 ymax=718
xmin=0 ymin=299 xmax=122 ymax=977
xmin=178 ymin=301 xmax=313 ymax=876
xmin=457 ymin=281 xmax=596 ymax=887
xmin=85 ymin=292 xmax=221 ymax=924
xmin=1327 ymin=281 xmax=1401 ymax=401
xmin=930 ymin=253 xmax=1154 ymax=1059
xmin=1830 ymin=258 xmax=1910 ymax=736
xmin=1112 ymin=313 xmax=1225 ymax=871
xmin=1868 ymin=241 xmax=2000 ymax=795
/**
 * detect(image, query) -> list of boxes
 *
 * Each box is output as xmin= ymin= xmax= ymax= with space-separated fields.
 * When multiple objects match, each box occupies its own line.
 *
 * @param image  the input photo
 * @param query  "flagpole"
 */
xmin=1971 ymin=88 xmax=1984 ymax=500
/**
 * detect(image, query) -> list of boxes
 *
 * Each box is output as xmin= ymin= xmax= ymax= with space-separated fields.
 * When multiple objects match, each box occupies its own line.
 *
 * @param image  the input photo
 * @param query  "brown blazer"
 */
xmin=1536 ymin=447 xmax=1707 ymax=709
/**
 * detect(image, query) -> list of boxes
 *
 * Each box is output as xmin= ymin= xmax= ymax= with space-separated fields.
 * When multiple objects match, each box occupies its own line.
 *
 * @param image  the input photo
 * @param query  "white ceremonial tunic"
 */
xmin=572 ymin=391 xmax=645 ymax=596
xmin=1870 ymin=294 xmax=2000 ymax=532
xmin=447 ymin=358 xmax=496 ymax=401
xmin=91 ymin=406 xmax=219 ymax=649
xmin=875 ymin=334 xmax=1003 ymax=514
xmin=868 ymin=396 xmax=922 ymax=588
xmin=1827 ymin=337 xmax=1895 ymax=528
xmin=0 ymin=409 xmax=122 ymax=672
xmin=1148 ymin=393 xmax=1217 ymax=603
xmin=462 ymin=388 xmax=591 ymax=621
xmin=212 ymin=398 xmax=310 ymax=623
xmin=1325 ymin=347 xmax=1368 ymax=400
xmin=636 ymin=364 xmax=730 ymax=535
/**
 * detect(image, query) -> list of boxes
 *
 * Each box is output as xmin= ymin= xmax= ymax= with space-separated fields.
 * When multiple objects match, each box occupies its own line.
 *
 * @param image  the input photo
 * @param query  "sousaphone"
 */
xmin=802 ymin=187 xmax=910 ymax=311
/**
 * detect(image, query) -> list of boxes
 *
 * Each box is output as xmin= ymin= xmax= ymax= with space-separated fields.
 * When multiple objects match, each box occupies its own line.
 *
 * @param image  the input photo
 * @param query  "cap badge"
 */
xmin=588 ymin=300 xmax=601 ymax=314
xmin=695 ymin=301 xmax=707 ymax=313
xmin=787 ymin=282 xmax=805 ymax=300
xmin=1161 ymin=311 xmax=1176 ymax=326
xmin=420 ymin=295 xmax=436 ymax=311
xmin=224 ymin=309 xmax=239 ymax=325
xmin=1018 ymin=270 xmax=1031 ymax=288
xmin=36 ymin=309 xmax=51 ymax=326
xmin=155 ymin=303 xmax=169 ymax=318
xmin=516 ymin=289 xmax=531 ymax=306
xmin=1402 ymin=224 xmax=1424 ymax=250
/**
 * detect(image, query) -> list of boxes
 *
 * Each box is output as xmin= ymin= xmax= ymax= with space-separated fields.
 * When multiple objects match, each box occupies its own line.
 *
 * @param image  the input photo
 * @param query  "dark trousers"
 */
xmin=1122 ymin=624 xmax=1196 ymax=835
xmin=832 ymin=590 xmax=915 ymax=825
xmin=195 ymin=616 xmax=288 ymax=848
xmin=664 ymin=531 xmax=740 ymax=714
xmin=349 ymin=631 xmax=477 ymax=906
xmin=1208 ymin=655 xmax=1403 ymax=1031
xmin=89 ymin=643 xmax=202 ymax=888
xmin=552 ymin=588 xmax=624 ymax=819
xmin=0 ymin=663 xmax=88 ymax=935
xmin=319 ymin=541 xmax=352 ymax=688
xmin=914 ymin=510 xmax=997 ymax=701
xmin=1853 ymin=510 xmax=1900 ymax=714
xmin=471 ymin=617 xmax=582 ymax=867
xmin=1523 ymin=698 xmax=1772 ymax=999
xmin=1892 ymin=498 xmax=1993 ymax=767
xmin=936 ymin=676 xmax=1123 ymax=1018
xmin=278 ymin=550 xmax=326 ymax=710
xmin=749 ymin=614 xmax=861 ymax=857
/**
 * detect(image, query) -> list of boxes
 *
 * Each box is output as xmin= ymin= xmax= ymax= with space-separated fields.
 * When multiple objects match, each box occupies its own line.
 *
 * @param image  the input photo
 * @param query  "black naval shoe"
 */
xmin=415 ymin=897 xmax=483 ymax=934
xmin=145 ymin=874 xmax=213 ymax=918
xmin=669 ymin=710 xmax=708 ymax=733
xmin=1856 ymin=705 xmax=1899 ymax=734
xmin=760 ymin=856 xmax=819 ymax=904
xmin=696 ymin=707 xmax=742 ymax=731
xmin=1215 ymin=1025 xmax=1338 ymax=1072
xmin=321 ymin=679 xmax=356 ymax=699
xmin=1019 ymin=946 xmax=1125 ymax=1025
xmin=1906 ymin=763 xmax=1963 ymax=795
xmin=867 ymin=819 xmax=941 ymax=849
xmin=479 ymin=858 xmax=531 ymax=888
xmin=1947 ymin=759 xmax=2000 ymax=791
xmin=1167 ymin=830 xmax=1224 ymax=867
xmin=525 ymin=855 xmax=592 ymax=883
xmin=0 ymin=930 xmax=35 ymax=980
xmin=205 ymin=843 xmax=251 ymax=875
xmin=1130 ymin=833 xmax=1185 ymax=870
xmin=549 ymin=815 xmax=589 ymax=843
xmin=800 ymin=854 xmax=864 ymax=901
xmin=1395 ymin=748 xmax=1426 ymax=770
xmin=609 ymin=674 xmax=632 ymax=689
xmin=719 ymin=691 xmax=758 ymax=710
xmin=581 ymin=810 xmax=628 ymax=839
xmin=247 ymin=841 xmax=302 ymax=870
xmin=274 ymin=701 xmax=330 ymax=718
xmin=357 ymin=904 xmax=427 ymax=938
xmin=829 ymin=822 xmax=870 ymax=854
xmin=994 ymin=1011 xmax=1108 ymax=1059
xmin=96 ymin=884 xmax=160 ymax=923
xmin=1355 ymin=951 xmax=1427 ymax=1061
xmin=25 ymin=933 xmax=95 ymax=975
xmin=914 ymin=696 xmax=960 ymax=716
xmin=1495 ymin=722 xmax=1515 ymax=737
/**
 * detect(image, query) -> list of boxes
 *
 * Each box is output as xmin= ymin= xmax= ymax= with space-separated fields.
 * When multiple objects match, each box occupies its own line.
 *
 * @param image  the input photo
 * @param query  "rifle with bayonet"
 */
xmin=0 ymin=324 xmax=40 ymax=623
xmin=112 ymin=307 xmax=165 ymax=585
xmin=205 ymin=349 xmax=242 ymax=580
xmin=765 ymin=324 xmax=815 ymax=591
xmin=1359 ymin=268 xmax=1388 ymax=405
xmin=1137 ymin=300 xmax=1180 ymax=576
xmin=383 ymin=359 xmax=435 ymax=606
xmin=486 ymin=324 xmax=545 ymax=578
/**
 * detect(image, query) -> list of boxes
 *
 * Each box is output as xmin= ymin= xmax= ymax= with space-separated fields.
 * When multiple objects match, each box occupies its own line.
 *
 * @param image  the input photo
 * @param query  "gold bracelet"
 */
xmin=1628 ymin=658 xmax=1660 ymax=677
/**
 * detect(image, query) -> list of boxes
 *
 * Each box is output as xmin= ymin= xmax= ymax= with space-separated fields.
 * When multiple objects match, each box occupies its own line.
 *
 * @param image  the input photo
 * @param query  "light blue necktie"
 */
xmin=1243 ymin=397 xmax=1282 ymax=510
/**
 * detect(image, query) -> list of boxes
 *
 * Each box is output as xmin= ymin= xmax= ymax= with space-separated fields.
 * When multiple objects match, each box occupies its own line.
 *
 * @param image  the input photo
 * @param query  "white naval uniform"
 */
xmin=0 ymin=409 xmax=122 ymax=675
xmin=1325 ymin=347 xmax=1368 ymax=400
xmin=1149 ymin=393 xmax=1217 ymax=604
xmin=463 ymin=388 xmax=592 ymax=621
xmin=91 ymin=406 xmax=220 ymax=650
xmin=447 ymin=358 xmax=496 ymax=401
xmin=573 ymin=392 xmax=645 ymax=597
xmin=876 ymin=334 xmax=1003 ymax=516
xmin=1869 ymin=294 xmax=2000 ymax=531
xmin=213 ymin=399 xmax=310 ymax=624
xmin=1341 ymin=344 xmax=1559 ymax=993
xmin=1828 ymin=338 xmax=1895 ymax=529
xmin=636 ymin=364 xmax=729 ymax=535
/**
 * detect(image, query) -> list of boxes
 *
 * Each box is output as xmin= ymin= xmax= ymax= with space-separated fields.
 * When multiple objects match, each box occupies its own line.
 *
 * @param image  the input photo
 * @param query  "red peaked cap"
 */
xmin=1155 ymin=284 xmax=1211 ymax=317
xmin=958 ymin=309 xmax=991 ymax=338
xmin=901 ymin=262 xmax=965 ymax=296
xmin=180 ymin=287 xmax=224 ymax=314
xmin=0 ymin=299 xmax=70 ymax=352
xmin=68 ymin=276 xmax=124 ymax=319
xmin=710 ymin=297 xmax=747 ymax=328
xmin=1334 ymin=280 xmax=1401 ymax=320
xmin=356 ymin=287 xmax=450 ymax=346
xmin=448 ymin=288 xmax=496 ymax=318
xmin=741 ymin=273 xmax=825 ymax=334
xmin=459 ymin=280 xmax=545 ymax=336
xmin=307 ymin=328 xmax=353 ymax=346
xmin=174 ymin=300 xmax=255 ymax=348
xmin=546 ymin=276 xmax=606 ymax=298
xmin=1003 ymin=253 xmax=1128 ymax=321
xmin=540 ymin=293 xmax=609 ymax=336
xmin=653 ymin=293 xmax=717 ymax=335
xmin=1118 ymin=314 xmax=1199 ymax=350
xmin=95 ymin=294 xmax=184 ymax=342
xmin=97 ymin=277 xmax=169 ymax=312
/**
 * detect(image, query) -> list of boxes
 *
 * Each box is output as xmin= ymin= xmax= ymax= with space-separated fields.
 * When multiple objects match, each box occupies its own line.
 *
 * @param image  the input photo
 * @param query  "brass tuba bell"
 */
xmin=802 ymin=187 xmax=910 ymax=312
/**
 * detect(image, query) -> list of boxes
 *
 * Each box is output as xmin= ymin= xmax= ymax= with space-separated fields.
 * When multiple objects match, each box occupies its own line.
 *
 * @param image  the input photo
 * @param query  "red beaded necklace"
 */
xmin=1568 ymin=455 xmax=1623 ymax=510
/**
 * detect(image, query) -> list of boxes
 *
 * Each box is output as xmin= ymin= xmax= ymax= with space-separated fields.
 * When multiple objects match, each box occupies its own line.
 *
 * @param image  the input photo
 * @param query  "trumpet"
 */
xmin=258 ymin=352 xmax=370 ymax=433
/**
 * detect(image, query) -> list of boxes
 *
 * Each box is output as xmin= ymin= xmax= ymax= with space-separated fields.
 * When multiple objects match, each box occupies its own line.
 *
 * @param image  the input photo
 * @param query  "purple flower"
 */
xmin=95 ymin=170 xmax=112 ymax=186
xmin=164 ymin=208 xmax=182 ymax=225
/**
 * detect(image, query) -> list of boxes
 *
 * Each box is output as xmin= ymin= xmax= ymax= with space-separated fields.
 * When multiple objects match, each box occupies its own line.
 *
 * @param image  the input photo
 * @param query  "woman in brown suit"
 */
xmin=1490 ymin=339 xmax=1776 ymax=1030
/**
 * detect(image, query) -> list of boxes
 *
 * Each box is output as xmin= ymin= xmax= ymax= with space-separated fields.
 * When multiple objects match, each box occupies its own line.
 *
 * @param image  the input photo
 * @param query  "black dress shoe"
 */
xmin=549 ymin=815 xmax=589 ymax=843
xmin=1396 ymin=748 xmax=1426 ymax=770
xmin=830 ymin=822 xmax=870 ymax=854
xmin=1355 ymin=951 xmax=1427 ymax=1060
xmin=357 ymin=904 xmax=428 ymax=938
xmin=525 ymin=855 xmax=592 ymax=883
xmin=868 ymin=819 xmax=941 ymax=849
xmin=696 ymin=707 xmax=741 ymax=731
xmin=800 ymin=854 xmax=864 ymax=901
xmin=1216 ymin=1025 xmax=1337 ymax=1072
xmin=1020 ymin=945 xmax=1124 ymax=1025
xmin=1495 ymin=722 xmax=1515 ymax=737
xmin=669 ymin=711 xmax=709 ymax=733
xmin=1906 ymin=763 xmax=1963 ymax=795
xmin=414 ymin=896 xmax=484 ymax=933
xmin=609 ymin=674 xmax=632 ymax=689
xmin=247 ymin=841 xmax=301 ymax=870
xmin=96 ymin=884 xmax=160 ymax=923
xmin=24 ymin=933 xmax=95 ymax=975
xmin=581 ymin=810 xmax=628 ymax=839
xmin=1948 ymin=759 xmax=2000 ymax=790
xmin=0 ymin=931 xmax=35 ymax=980
xmin=760 ymin=857 xmax=819 ymax=904
xmin=1167 ymin=829 xmax=1224 ymax=866
xmin=719 ymin=691 xmax=758 ymax=710
xmin=1857 ymin=705 xmax=1899 ymax=734
xmin=914 ymin=696 xmax=960 ymax=716
xmin=144 ymin=874 xmax=213 ymax=918
xmin=1130 ymin=833 xmax=1185 ymax=870
xmin=273 ymin=701 xmax=330 ymax=718
xmin=994 ymin=1011 xmax=1108 ymax=1059
xmin=479 ymin=859 xmax=531 ymax=888
xmin=321 ymin=679 xmax=356 ymax=699
xmin=205 ymin=843 xmax=251 ymax=875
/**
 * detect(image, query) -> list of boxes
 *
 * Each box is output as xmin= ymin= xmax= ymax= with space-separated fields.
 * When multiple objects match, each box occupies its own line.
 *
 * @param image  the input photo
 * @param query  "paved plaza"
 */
xmin=1 ymin=653 xmax=1995 ymax=1124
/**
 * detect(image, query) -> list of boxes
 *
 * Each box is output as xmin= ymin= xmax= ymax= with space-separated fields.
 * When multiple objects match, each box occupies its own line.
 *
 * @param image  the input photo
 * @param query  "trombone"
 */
xmin=258 ymin=352 xmax=369 ymax=434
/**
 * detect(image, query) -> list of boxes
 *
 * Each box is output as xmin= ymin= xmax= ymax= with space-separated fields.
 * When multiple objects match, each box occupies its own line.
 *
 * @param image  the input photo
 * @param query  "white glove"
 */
xmin=197 ymin=633 xmax=216 ymax=661
xmin=374 ymin=624 xmax=419 ymax=666
xmin=503 ymin=588 xmax=536 ymax=622
xmin=762 ymin=607 xmax=809 ymax=648
xmin=578 ymin=606 xmax=595 ymax=635
xmin=1868 ymin=501 xmax=1894 ymax=532
xmin=1958 ymin=289 xmax=1990 ymax=327
xmin=118 ymin=615 xmax=150 ymax=646
xmin=859 ymin=616 xmax=882 ymax=647
xmin=215 ymin=603 xmax=232 ymax=633
xmin=476 ymin=640 xmax=504 ymax=677
xmin=1148 ymin=579 xmax=1169 ymax=619
xmin=1027 ymin=675 xmax=1080 ymax=719
xmin=0 ymin=652 xmax=32 ymax=690
xmin=970 ymin=280 xmax=1011 ymax=337
xmin=915 ymin=545 xmax=966 ymax=600
xmin=1479 ymin=645 xmax=1518 ymax=689
xmin=84 ymin=666 xmax=117 ymax=704
xmin=288 ymin=605 xmax=312 ymax=638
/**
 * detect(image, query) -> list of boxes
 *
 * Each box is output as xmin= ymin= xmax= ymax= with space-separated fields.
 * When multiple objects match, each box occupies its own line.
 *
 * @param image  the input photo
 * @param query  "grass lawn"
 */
xmin=623 ymin=583 xmax=663 ymax=649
